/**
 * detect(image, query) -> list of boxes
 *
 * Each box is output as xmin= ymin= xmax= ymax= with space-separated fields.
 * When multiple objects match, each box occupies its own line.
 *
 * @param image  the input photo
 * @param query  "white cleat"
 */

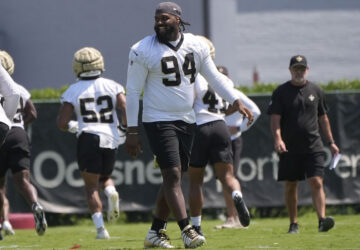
xmin=2 ymin=221 xmax=15 ymax=235
xmin=144 ymin=229 xmax=175 ymax=249
xmin=96 ymin=226 xmax=110 ymax=239
xmin=181 ymin=225 xmax=205 ymax=248
xmin=107 ymin=192 xmax=120 ymax=223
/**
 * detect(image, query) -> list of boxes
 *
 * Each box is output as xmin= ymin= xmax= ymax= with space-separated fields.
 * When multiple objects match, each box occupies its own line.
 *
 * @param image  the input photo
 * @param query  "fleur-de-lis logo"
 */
xmin=309 ymin=94 xmax=315 ymax=101
xmin=296 ymin=56 xmax=303 ymax=62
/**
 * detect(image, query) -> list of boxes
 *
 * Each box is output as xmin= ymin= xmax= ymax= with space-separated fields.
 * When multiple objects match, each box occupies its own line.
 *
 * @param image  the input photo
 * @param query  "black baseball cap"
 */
xmin=155 ymin=2 xmax=182 ymax=17
xmin=289 ymin=55 xmax=307 ymax=68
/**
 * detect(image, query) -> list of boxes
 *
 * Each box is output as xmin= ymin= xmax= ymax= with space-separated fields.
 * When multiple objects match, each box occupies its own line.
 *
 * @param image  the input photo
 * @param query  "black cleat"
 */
xmin=318 ymin=217 xmax=335 ymax=232
xmin=192 ymin=225 xmax=204 ymax=236
xmin=32 ymin=203 xmax=48 ymax=236
xmin=287 ymin=223 xmax=299 ymax=234
xmin=233 ymin=194 xmax=250 ymax=227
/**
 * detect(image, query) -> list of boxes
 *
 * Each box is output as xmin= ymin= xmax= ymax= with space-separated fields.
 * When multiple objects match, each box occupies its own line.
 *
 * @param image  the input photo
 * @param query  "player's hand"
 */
xmin=233 ymin=99 xmax=254 ymax=126
xmin=329 ymin=143 xmax=339 ymax=157
xmin=125 ymin=127 xmax=143 ymax=158
xmin=275 ymin=139 xmax=287 ymax=154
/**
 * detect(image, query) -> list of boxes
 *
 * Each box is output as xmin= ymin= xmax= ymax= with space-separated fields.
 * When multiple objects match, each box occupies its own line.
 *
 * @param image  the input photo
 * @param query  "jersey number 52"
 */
xmin=80 ymin=95 xmax=113 ymax=123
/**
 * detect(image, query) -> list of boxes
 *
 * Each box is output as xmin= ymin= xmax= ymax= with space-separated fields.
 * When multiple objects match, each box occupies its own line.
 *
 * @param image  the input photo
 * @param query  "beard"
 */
xmin=154 ymin=23 xmax=177 ymax=43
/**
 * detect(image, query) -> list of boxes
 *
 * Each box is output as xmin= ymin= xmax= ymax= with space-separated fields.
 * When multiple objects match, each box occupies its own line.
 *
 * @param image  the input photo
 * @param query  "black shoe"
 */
xmin=319 ymin=217 xmax=335 ymax=232
xmin=233 ymin=194 xmax=250 ymax=227
xmin=32 ymin=203 xmax=48 ymax=236
xmin=192 ymin=225 xmax=204 ymax=236
xmin=287 ymin=223 xmax=298 ymax=234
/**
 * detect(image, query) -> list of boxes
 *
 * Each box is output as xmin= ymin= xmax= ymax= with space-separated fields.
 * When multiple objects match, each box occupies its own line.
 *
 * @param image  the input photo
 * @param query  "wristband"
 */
xmin=328 ymin=140 xmax=335 ymax=145
xmin=68 ymin=120 xmax=79 ymax=134
xmin=127 ymin=132 xmax=138 ymax=136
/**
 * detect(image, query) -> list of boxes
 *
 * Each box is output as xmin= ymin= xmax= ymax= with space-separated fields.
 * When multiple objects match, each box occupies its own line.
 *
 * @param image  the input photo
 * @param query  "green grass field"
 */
xmin=1 ymin=213 xmax=359 ymax=249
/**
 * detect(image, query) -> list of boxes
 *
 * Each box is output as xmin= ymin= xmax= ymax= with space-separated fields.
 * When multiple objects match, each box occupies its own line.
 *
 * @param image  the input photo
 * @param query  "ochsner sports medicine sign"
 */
xmin=7 ymin=94 xmax=360 ymax=213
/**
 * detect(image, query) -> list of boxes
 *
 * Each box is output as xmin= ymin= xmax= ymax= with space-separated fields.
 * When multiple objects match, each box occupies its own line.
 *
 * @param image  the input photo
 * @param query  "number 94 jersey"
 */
xmin=128 ymin=33 xmax=209 ymax=124
xmin=61 ymin=77 xmax=124 ymax=149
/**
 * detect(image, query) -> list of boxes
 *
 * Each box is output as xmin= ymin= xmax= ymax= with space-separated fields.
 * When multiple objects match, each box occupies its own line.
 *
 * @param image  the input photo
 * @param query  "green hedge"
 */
xmin=30 ymin=79 xmax=360 ymax=100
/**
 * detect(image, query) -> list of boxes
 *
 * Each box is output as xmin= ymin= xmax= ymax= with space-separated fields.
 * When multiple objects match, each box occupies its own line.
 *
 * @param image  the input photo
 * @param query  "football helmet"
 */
xmin=196 ymin=36 xmax=215 ymax=59
xmin=73 ymin=47 xmax=104 ymax=77
xmin=0 ymin=50 xmax=15 ymax=75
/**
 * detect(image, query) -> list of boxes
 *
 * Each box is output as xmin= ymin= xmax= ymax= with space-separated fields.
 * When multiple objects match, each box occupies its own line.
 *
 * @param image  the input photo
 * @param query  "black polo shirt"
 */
xmin=267 ymin=80 xmax=328 ymax=153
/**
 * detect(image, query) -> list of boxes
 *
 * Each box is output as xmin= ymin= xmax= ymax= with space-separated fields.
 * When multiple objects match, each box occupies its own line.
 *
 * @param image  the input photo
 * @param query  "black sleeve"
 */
xmin=267 ymin=86 xmax=283 ymax=115
xmin=318 ymin=88 xmax=328 ymax=116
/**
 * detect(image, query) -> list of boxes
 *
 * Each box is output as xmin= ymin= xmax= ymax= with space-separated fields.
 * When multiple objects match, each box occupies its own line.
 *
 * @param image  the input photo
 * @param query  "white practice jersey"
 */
xmin=0 ymin=63 xmax=19 ymax=127
xmin=61 ymin=77 xmax=125 ymax=149
xmin=194 ymin=74 xmax=228 ymax=125
xmin=0 ymin=83 xmax=31 ymax=129
xmin=126 ymin=33 xmax=238 ymax=126
xmin=225 ymin=89 xmax=261 ymax=140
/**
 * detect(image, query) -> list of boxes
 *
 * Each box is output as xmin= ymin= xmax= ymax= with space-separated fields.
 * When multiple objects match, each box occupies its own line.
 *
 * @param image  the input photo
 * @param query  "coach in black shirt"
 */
xmin=268 ymin=55 xmax=339 ymax=234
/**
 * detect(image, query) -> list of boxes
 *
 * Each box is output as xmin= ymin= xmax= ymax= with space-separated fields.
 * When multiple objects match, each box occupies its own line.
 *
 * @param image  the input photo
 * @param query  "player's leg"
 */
xmin=188 ymin=166 xmax=205 ymax=235
xmin=221 ymin=136 xmax=244 ymax=229
xmin=143 ymin=121 xmax=204 ymax=249
xmin=309 ymin=176 xmax=325 ymax=219
xmin=0 ymin=124 xmax=9 ymax=240
xmin=279 ymin=153 xmax=304 ymax=233
xmin=82 ymin=171 xmax=109 ymax=239
xmin=1 ymin=195 xmax=14 ymax=235
xmin=7 ymin=128 xmax=47 ymax=235
xmin=13 ymin=170 xmax=38 ymax=205
xmin=99 ymin=148 xmax=119 ymax=223
xmin=210 ymin=120 xmax=250 ymax=227
xmin=306 ymin=152 xmax=334 ymax=232
xmin=187 ymin=124 xmax=209 ymax=236
xmin=144 ymin=184 xmax=174 ymax=249
xmin=77 ymin=133 xmax=109 ymax=239
xmin=214 ymin=162 xmax=250 ymax=227
xmin=285 ymin=180 xmax=298 ymax=233
xmin=1 ymin=176 xmax=15 ymax=236
xmin=219 ymin=189 xmax=243 ymax=229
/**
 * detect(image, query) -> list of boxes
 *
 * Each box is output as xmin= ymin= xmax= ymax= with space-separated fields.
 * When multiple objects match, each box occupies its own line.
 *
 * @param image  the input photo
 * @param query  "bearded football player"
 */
xmin=125 ymin=2 xmax=254 ymax=249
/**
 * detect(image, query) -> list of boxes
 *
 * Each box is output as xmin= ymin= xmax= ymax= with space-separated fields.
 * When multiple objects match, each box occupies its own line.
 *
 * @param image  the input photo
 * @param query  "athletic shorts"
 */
xmin=77 ymin=132 xmax=117 ymax=175
xmin=278 ymin=151 xmax=325 ymax=181
xmin=190 ymin=120 xmax=233 ymax=168
xmin=143 ymin=121 xmax=196 ymax=171
xmin=0 ymin=127 xmax=31 ymax=178
xmin=0 ymin=122 xmax=9 ymax=147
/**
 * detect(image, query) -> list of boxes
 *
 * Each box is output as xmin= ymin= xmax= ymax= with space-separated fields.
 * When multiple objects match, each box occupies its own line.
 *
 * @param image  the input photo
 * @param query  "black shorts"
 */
xmin=77 ymin=132 xmax=117 ymax=175
xmin=190 ymin=120 xmax=233 ymax=168
xmin=0 ymin=127 xmax=31 ymax=178
xmin=0 ymin=122 xmax=10 ymax=147
xmin=143 ymin=121 xmax=196 ymax=171
xmin=278 ymin=151 xmax=325 ymax=181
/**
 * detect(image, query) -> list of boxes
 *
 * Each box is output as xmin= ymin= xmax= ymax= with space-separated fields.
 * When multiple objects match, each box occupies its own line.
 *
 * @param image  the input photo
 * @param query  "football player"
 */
xmin=216 ymin=65 xmax=261 ymax=229
xmin=0 ymin=50 xmax=46 ymax=237
xmin=0 ymin=53 xmax=19 ymax=147
xmin=57 ymin=47 xmax=127 ymax=239
xmin=125 ymin=2 xmax=254 ymax=248
xmin=188 ymin=37 xmax=260 ymax=235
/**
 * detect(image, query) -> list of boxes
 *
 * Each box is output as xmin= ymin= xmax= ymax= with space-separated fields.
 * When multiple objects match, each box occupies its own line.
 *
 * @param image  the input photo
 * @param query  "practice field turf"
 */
xmin=1 ymin=213 xmax=359 ymax=249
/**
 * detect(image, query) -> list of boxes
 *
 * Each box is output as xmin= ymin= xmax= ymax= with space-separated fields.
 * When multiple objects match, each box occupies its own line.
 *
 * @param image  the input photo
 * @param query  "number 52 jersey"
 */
xmin=61 ymin=77 xmax=125 ymax=149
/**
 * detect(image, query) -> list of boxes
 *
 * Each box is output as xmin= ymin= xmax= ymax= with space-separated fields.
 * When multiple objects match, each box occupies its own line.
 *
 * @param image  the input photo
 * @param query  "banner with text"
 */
xmin=7 ymin=92 xmax=360 ymax=213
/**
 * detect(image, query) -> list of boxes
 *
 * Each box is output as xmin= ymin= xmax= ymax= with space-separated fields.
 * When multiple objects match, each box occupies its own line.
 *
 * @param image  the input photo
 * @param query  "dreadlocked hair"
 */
xmin=179 ymin=19 xmax=190 ymax=32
